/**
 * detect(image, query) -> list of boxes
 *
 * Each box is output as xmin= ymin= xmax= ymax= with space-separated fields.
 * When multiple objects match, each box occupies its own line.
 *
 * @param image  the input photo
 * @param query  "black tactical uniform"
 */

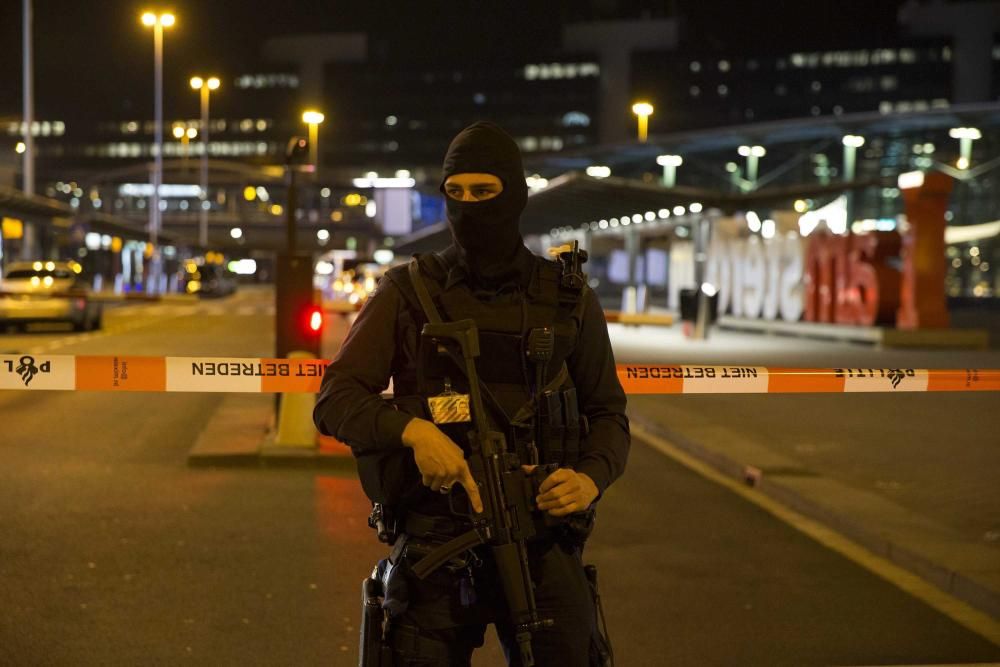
xmin=314 ymin=122 xmax=629 ymax=666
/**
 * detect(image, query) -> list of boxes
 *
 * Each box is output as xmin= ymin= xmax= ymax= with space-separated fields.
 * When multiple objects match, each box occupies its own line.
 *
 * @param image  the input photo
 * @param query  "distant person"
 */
xmin=315 ymin=121 xmax=629 ymax=666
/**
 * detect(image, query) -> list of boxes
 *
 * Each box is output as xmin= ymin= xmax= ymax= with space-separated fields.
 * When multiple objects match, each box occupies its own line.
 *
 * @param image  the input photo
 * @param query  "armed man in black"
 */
xmin=314 ymin=121 xmax=629 ymax=666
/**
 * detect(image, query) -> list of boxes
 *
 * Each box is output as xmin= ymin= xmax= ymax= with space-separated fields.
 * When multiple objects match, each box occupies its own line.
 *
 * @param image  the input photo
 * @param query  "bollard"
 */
xmin=273 ymin=350 xmax=319 ymax=448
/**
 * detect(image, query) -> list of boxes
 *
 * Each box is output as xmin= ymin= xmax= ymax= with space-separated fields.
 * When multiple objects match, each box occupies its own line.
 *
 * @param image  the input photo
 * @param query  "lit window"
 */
xmin=718 ymin=60 xmax=730 ymax=72
xmin=561 ymin=111 xmax=590 ymax=127
xmin=690 ymin=85 xmax=700 ymax=97
xmin=690 ymin=61 xmax=701 ymax=72
xmin=811 ymin=81 xmax=821 ymax=92
xmin=717 ymin=84 xmax=728 ymax=96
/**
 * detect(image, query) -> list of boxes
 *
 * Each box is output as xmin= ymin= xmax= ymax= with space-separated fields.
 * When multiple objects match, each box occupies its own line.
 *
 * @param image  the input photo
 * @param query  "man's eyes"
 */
xmin=446 ymin=187 xmax=498 ymax=199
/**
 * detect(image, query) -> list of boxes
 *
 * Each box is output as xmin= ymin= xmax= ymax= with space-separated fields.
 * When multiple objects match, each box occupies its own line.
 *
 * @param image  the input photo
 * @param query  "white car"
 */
xmin=0 ymin=260 xmax=103 ymax=332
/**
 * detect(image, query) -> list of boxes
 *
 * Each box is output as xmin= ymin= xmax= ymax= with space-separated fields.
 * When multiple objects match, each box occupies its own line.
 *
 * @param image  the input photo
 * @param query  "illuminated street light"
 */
xmin=949 ymin=127 xmax=981 ymax=170
xmin=738 ymin=145 xmax=766 ymax=189
xmin=656 ymin=154 xmax=683 ymax=187
xmin=15 ymin=141 xmax=26 ymax=154
xmin=631 ymin=102 xmax=654 ymax=143
xmin=140 ymin=10 xmax=176 ymax=293
xmin=230 ymin=227 xmax=243 ymax=239
xmin=841 ymin=135 xmax=865 ymax=225
xmin=191 ymin=75 xmax=220 ymax=247
xmin=302 ymin=110 xmax=325 ymax=171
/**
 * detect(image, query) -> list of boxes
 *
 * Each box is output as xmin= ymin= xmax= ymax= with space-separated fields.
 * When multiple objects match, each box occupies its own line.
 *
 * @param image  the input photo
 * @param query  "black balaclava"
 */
xmin=439 ymin=121 xmax=528 ymax=283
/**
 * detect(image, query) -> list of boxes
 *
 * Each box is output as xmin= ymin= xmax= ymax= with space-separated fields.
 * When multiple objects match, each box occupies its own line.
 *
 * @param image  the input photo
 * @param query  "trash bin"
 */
xmin=679 ymin=288 xmax=719 ymax=323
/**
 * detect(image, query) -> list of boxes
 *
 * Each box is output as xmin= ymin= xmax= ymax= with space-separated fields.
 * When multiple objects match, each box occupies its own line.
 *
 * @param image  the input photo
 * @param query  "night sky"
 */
xmin=0 ymin=0 xmax=907 ymax=123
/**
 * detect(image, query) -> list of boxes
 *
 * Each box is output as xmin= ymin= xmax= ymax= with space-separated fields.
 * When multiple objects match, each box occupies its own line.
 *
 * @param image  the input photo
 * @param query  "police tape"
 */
xmin=2 ymin=353 xmax=998 ymax=394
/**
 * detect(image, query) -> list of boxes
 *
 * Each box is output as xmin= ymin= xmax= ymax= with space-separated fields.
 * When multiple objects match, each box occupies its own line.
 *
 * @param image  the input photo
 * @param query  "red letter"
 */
xmin=897 ymin=172 xmax=952 ymax=329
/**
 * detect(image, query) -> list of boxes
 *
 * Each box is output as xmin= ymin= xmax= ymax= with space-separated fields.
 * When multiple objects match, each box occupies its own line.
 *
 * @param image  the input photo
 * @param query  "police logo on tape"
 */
xmin=3 ymin=355 xmax=51 ymax=387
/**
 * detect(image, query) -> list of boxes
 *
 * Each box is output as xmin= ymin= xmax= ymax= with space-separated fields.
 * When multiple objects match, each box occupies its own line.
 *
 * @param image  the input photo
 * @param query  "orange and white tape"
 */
xmin=1 ymin=354 xmax=326 ymax=393
xmin=617 ymin=365 xmax=1000 ymax=394
xmin=1 ymin=354 xmax=997 ymax=394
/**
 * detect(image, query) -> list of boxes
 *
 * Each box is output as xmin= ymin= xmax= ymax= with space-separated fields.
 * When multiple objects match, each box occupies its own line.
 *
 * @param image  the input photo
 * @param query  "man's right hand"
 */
xmin=401 ymin=418 xmax=484 ymax=514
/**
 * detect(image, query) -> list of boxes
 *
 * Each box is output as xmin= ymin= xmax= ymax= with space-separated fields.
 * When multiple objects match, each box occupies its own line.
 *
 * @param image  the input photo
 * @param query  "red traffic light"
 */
xmin=307 ymin=307 xmax=323 ymax=333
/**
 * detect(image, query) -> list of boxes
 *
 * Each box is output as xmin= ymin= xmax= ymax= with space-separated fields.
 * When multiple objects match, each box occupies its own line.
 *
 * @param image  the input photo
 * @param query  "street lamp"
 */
xmin=632 ymin=102 xmax=654 ymax=143
xmin=949 ymin=127 xmax=981 ymax=170
xmin=656 ymin=154 xmax=683 ymax=187
xmin=141 ymin=10 xmax=175 ymax=293
xmin=302 ymin=110 xmax=325 ymax=171
xmin=172 ymin=125 xmax=197 ymax=158
xmin=191 ymin=75 xmax=220 ymax=248
xmin=738 ymin=145 xmax=766 ymax=189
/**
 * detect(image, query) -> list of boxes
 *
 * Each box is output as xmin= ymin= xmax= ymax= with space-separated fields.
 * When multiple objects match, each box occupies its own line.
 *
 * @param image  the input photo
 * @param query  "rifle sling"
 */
xmin=409 ymin=528 xmax=484 ymax=579
xmin=407 ymin=258 xmax=512 ymax=427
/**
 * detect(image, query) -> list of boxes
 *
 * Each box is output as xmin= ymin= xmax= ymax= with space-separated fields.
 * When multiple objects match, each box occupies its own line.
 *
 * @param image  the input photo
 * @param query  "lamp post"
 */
xmin=841 ymin=135 xmax=865 ymax=181
xmin=302 ymin=110 xmax=324 ymax=173
xmin=656 ymin=154 xmax=683 ymax=188
xmin=842 ymin=134 xmax=865 ymax=228
xmin=172 ymin=125 xmax=197 ymax=159
xmin=949 ymin=127 xmax=981 ymax=170
xmin=738 ymin=145 xmax=766 ymax=190
xmin=631 ymin=102 xmax=654 ymax=143
xmin=22 ymin=0 xmax=34 ymax=196
xmin=191 ymin=76 xmax=219 ymax=248
xmin=141 ymin=10 xmax=174 ymax=292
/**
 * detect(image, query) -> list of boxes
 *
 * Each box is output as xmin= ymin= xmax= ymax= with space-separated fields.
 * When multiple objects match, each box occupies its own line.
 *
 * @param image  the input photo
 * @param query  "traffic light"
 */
xmin=275 ymin=253 xmax=322 ymax=359
xmin=285 ymin=136 xmax=309 ymax=165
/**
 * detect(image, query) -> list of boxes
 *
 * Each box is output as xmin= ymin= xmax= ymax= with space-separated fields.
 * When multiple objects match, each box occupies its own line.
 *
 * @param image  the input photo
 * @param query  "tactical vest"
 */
xmin=354 ymin=249 xmax=588 ymax=509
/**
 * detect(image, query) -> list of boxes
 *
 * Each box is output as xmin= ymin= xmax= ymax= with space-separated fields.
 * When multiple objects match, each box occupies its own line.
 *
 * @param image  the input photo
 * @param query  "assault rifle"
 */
xmin=410 ymin=318 xmax=553 ymax=667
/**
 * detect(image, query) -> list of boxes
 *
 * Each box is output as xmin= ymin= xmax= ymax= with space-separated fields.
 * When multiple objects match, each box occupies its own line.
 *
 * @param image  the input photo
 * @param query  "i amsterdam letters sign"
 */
xmin=706 ymin=173 xmax=953 ymax=329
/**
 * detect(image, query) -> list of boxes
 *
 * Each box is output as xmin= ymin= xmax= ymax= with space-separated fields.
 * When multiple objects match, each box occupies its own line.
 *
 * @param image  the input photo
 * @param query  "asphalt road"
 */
xmin=0 ymin=287 xmax=997 ymax=666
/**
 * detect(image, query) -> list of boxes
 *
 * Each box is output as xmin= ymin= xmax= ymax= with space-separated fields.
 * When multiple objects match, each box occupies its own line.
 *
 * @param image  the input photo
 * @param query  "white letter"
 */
xmin=741 ymin=237 xmax=766 ymax=318
xmin=779 ymin=234 xmax=805 ymax=322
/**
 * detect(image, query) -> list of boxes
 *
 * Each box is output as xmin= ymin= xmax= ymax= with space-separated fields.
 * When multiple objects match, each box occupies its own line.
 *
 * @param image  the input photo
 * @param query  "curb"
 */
xmin=186 ymin=394 xmax=355 ymax=471
xmin=629 ymin=412 xmax=1000 ymax=620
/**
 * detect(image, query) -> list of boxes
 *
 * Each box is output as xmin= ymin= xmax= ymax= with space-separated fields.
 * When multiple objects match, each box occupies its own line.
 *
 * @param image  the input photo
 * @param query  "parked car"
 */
xmin=0 ymin=260 xmax=103 ymax=332
xmin=180 ymin=261 xmax=237 ymax=298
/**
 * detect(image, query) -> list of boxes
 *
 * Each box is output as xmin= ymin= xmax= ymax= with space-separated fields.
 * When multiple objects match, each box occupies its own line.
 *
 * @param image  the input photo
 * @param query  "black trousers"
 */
xmin=385 ymin=536 xmax=601 ymax=666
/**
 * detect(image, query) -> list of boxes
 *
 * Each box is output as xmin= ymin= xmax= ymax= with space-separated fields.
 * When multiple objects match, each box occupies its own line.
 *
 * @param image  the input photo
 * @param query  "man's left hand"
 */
xmin=524 ymin=466 xmax=599 ymax=517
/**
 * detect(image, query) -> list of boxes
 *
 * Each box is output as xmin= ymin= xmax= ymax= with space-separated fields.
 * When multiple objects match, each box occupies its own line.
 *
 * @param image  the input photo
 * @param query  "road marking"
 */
xmin=631 ymin=423 xmax=1000 ymax=647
